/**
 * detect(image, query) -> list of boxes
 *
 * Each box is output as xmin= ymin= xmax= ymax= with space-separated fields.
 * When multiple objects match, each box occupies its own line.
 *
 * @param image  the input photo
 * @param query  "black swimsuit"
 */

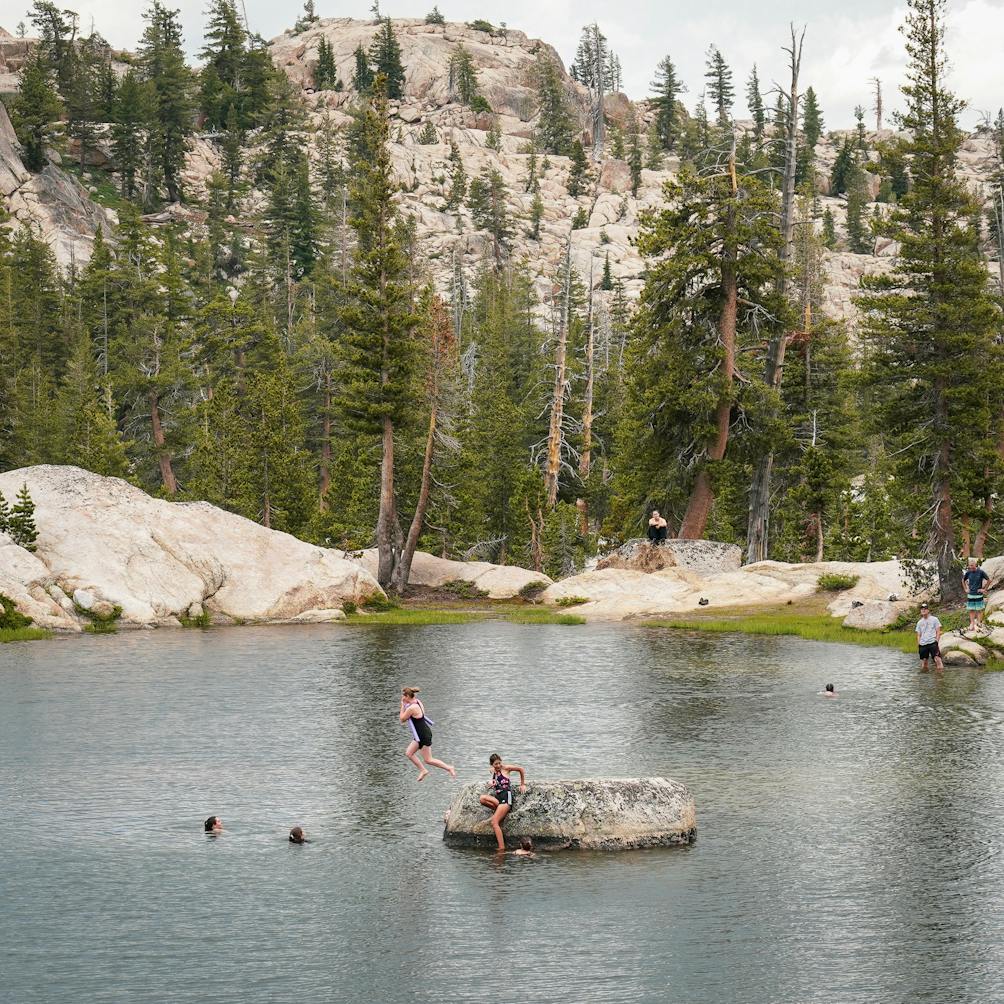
xmin=493 ymin=769 xmax=513 ymax=806
xmin=407 ymin=702 xmax=433 ymax=749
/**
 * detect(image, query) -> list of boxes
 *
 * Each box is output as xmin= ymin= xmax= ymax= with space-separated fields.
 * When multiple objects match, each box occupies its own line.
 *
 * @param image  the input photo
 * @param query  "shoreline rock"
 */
xmin=442 ymin=777 xmax=697 ymax=851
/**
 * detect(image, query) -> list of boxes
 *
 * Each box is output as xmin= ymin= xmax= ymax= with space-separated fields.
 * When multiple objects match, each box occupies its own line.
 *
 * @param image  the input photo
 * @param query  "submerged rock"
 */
xmin=442 ymin=777 xmax=697 ymax=851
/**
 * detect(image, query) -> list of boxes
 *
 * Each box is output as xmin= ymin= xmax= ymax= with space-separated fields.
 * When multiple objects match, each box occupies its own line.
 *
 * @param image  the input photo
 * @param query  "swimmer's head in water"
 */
xmin=289 ymin=826 xmax=305 ymax=844
xmin=825 ymin=683 xmax=835 ymax=693
xmin=520 ymin=837 xmax=533 ymax=851
xmin=204 ymin=815 xmax=221 ymax=832
xmin=402 ymin=687 xmax=419 ymax=699
xmin=489 ymin=753 xmax=501 ymax=767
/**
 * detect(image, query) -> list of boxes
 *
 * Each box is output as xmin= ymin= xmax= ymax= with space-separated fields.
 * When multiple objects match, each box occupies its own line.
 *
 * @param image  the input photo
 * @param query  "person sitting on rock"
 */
xmin=916 ymin=603 xmax=944 ymax=673
xmin=204 ymin=815 xmax=222 ymax=833
xmin=479 ymin=753 xmax=526 ymax=852
xmin=647 ymin=510 xmax=668 ymax=545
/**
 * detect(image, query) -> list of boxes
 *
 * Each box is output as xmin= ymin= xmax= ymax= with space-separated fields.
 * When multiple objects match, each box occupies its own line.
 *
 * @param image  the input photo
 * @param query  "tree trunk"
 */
xmin=814 ymin=511 xmax=824 ymax=562
xmin=746 ymin=27 xmax=804 ymax=563
xmin=394 ymin=402 xmax=437 ymax=594
xmin=679 ymin=137 xmax=738 ymax=540
xmin=544 ymin=246 xmax=571 ymax=508
xmin=376 ymin=415 xmax=399 ymax=588
xmin=149 ymin=390 xmax=178 ymax=495
xmin=319 ymin=369 xmax=332 ymax=508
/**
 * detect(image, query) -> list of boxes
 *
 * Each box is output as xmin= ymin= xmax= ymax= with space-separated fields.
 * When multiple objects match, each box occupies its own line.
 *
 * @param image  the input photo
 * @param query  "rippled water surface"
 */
xmin=3 ymin=623 xmax=1004 ymax=1003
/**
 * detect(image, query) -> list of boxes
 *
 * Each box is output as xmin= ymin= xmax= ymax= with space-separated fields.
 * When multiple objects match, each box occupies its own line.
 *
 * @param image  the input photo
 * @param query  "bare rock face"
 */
xmin=442 ymin=777 xmax=697 ymax=851
xmin=352 ymin=547 xmax=550 ymax=598
xmin=0 ymin=101 xmax=109 ymax=267
xmin=597 ymin=538 xmax=742 ymax=576
xmin=0 ymin=466 xmax=382 ymax=627
xmin=542 ymin=557 xmax=927 ymax=621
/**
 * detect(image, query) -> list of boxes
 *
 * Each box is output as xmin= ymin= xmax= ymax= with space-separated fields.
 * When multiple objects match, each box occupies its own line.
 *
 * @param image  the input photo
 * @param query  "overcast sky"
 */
xmin=7 ymin=0 xmax=1004 ymax=128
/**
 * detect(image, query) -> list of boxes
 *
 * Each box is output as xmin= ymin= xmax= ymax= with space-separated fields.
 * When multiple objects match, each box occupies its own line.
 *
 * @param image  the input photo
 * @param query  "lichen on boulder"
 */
xmin=442 ymin=777 xmax=697 ymax=851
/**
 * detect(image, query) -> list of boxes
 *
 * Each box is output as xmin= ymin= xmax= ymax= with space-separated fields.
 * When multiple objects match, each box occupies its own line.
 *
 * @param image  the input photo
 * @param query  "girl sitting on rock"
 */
xmin=479 ymin=753 xmax=526 ymax=851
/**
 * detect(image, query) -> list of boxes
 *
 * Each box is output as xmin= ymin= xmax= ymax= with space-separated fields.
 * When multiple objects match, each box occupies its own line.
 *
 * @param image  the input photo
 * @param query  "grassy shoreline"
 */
xmin=0 ymin=627 xmax=53 ymax=643
xmin=344 ymin=604 xmax=585 ymax=626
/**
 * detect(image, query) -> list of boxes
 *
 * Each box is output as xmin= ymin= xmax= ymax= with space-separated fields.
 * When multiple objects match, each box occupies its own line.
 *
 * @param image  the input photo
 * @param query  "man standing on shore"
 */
xmin=916 ymin=603 xmax=944 ymax=673
xmin=962 ymin=557 xmax=991 ymax=636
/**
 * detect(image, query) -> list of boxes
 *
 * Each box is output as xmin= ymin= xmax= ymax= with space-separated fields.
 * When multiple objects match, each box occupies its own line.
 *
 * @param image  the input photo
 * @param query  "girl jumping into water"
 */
xmin=399 ymin=688 xmax=456 ymax=782
xmin=479 ymin=753 xmax=526 ymax=851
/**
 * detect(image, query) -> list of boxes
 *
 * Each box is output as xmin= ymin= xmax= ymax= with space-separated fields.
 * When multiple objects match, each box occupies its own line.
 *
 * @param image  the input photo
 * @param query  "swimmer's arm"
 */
xmin=399 ymin=704 xmax=416 ymax=722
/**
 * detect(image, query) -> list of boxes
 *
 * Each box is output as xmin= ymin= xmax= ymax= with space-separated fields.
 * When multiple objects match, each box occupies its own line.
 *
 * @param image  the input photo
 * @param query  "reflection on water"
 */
xmin=3 ymin=624 xmax=1004 ymax=1002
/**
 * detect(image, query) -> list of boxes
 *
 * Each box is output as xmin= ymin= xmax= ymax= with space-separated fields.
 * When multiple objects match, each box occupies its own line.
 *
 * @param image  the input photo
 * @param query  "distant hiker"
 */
xmin=916 ymin=604 xmax=944 ymax=672
xmin=822 ymin=683 xmax=837 ymax=697
xmin=513 ymin=837 xmax=535 ymax=857
xmin=289 ymin=826 xmax=308 ymax=844
xmin=399 ymin=687 xmax=456 ymax=782
xmin=647 ymin=510 xmax=668 ymax=544
xmin=204 ymin=815 xmax=222 ymax=833
xmin=479 ymin=753 xmax=526 ymax=851
xmin=962 ymin=557 xmax=991 ymax=635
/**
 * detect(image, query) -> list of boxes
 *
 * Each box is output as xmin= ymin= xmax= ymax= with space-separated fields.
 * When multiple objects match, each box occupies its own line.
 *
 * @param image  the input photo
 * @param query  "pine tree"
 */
xmin=369 ymin=19 xmax=406 ymax=100
xmin=54 ymin=334 xmax=131 ymax=476
xmin=112 ymin=69 xmax=149 ymax=200
xmin=315 ymin=36 xmax=338 ymax=90
xmin=535 ymin=54 xmax=574 ymax=155
xmin=9 ymin=484 xmax=38 ymax=552
xmin=200 ymin=0 xmax=248 ymax=129
xmin=352 ymin=45 xmax=373 ymax=93
xmin=821 ymin=207 xmax=836 ymax=248
xmin=10 ymin=50 xmax=63 ymax=172
xmin=856 ymin=0 xmax=1004 ymax=599
xmin=485 ymin=117 xmax=502 ymax=151
xmin=445 ymin=140 xmax=467 ymax=209
xmin=747 ymin=65 xmax=766 ymax=145
xmin=426 ymin=7 xmax=445 ymax=25
xmin=650 ymin=55 xmax=681 ymax=151
xmin=467 ymin=167 xmax=512 ymax=265
xmin=854 ymin=104 xmax=868 ymax=152
xmin=845 ymin=166 xmax=871 ymax=253
xmin=418 ymin=120 xmax=437 ymax=144
xmin=0 ymin=491 xmax=9 ymax=535
xmin=221 ymin=104 xmax=244 ymax=210
xmin=528 ymin=192 xmax=543 ymax=239
xmin=338 ymin=76 xmax=419 ymax=587
xmin=567 ymin=140 xmax=589 ymax=196
xmin=29 ymin=1 xmax=72 ymax=85
xmin=609 ymin=123 xmax=624 ymax=159
xmin=830 ymin=139 xmax=855 ymax=195
xmin=645 ymin=123 xmax=663 ymax=169
xmin=600 ymin=252 xmax=613 ymax=290
xmin=66 ymin=32 xmax=108 ymax=169
xmin=705 ymin=45 xmax=734 ymax=126
xmin=448 ymin=44 xmax=480 ymax=105
xmin=139 ymin=2 xmax=193 ymax=203
xmin=803 ymin=86 xmax=823 ymax=149
xmin=628 ymin=128 xmax=642 ymax=197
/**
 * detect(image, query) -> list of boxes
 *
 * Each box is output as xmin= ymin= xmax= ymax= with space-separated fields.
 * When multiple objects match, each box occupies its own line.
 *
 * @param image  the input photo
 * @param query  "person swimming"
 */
xmin=513 ymin=837 xmax=534 ymax=857
xmin=822 ymin=683 xmax=837 ymax=697
xmin=399 ymin=687 xmax=456 ymax=782
xmin=479 ymin=753 xmax=526 ymax=851
xmin=289 ymin=826 xmax=308 ymax=844
xmin=204 ymin=815 xmax=222 ymax=833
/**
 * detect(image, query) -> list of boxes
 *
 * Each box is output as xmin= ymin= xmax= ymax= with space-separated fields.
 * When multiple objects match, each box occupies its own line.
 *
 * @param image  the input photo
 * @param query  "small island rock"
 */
xmin=443 ymin=777 xmax=697 ymax=851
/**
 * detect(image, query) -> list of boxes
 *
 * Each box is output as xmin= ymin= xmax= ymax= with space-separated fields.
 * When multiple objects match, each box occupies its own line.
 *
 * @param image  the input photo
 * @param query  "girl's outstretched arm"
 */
xmin=505 ymin=764 xmax=526 ymax=791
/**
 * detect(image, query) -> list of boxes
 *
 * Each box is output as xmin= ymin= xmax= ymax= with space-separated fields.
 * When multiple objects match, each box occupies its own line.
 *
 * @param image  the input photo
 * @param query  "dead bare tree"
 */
xmin=544 ymin=241 xmax=573 ymax=507
xmin=871 ymin=77 xmax=883 ymax=131
xmin=745 ymin=24 xmax=805 ymax=563
xmin=577 ymin=260 xmax=596 ymax=533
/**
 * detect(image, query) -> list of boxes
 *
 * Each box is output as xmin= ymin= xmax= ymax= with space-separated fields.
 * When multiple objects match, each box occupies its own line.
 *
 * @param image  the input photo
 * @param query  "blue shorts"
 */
xmin=967 ymin=594 xmax=986 ymax=612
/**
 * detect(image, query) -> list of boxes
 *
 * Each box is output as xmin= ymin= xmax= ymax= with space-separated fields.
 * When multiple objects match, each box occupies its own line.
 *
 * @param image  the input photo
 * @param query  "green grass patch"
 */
xmin=343 ymin=605 xmax=585 ymax=626
xmin=817 ymin=573 xmax=861 ymax=591
xmin=555 ymin=595 xmax=589 ymax=607
xmin=0 ymin=626 xmax=52 ymax=643
xmin=74 ymin=600 xmax=123 ymax=634
xmin=647 ymin=612 xmax=916 ymax=653
xmin=518 ymin=580 xmax=550 ymax=602
xmin=179 ymin=610 xmax=212 ymax=628
xmin=361 ymin=593 xmax=401 ymax=612
xmin=441 ymin=579 xmax=489 ymax=600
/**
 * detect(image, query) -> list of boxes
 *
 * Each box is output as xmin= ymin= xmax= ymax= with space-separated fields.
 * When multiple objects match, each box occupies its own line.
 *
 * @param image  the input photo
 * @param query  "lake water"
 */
xmin=3 ymin=623 xmax=1004 ymax=1003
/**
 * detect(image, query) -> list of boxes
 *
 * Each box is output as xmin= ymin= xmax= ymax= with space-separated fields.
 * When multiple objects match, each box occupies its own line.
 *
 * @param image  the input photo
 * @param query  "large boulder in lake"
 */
xmin=442 ymin=777 xmax=697 ymax=851
xmin=0 ymin=466 xmax=382 ymax=628
xmin=596 ymin=538 xmax=742 ymax=576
